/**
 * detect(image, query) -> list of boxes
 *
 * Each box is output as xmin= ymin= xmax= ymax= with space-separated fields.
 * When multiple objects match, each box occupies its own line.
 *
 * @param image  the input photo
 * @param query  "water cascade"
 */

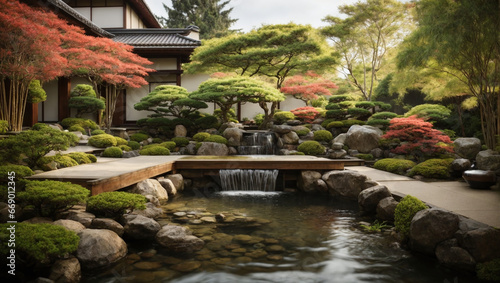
xmin=238 ymin=131 xmax=276 ymax=155
xmin=219 ymin=169 xmax=279 ymax=191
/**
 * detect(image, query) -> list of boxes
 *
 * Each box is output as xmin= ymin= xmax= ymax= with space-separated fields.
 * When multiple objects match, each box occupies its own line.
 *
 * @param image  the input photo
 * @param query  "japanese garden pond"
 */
xmin=82 ymin=191 xmax=478 ymax=283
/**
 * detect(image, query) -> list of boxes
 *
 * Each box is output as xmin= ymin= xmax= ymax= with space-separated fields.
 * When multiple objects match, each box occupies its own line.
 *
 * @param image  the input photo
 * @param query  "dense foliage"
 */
xmin=86 ymin=191 xmax=147 ymax=219
xmin=394 ymin=195 xmax=428 ymax=240
xmin=297 ymin=141 xmax=326 ymax=155
xmin=373 ymin=158 xmax=416 ymax=175
xmin=68 ymin=84 xmax=104 ymax=118
xmin=290 ymin=107 xmax=321 ymax=124
xmin=88 ymin=134 xmax=117 ymax=148
xmin=102 ymin=146 xmax=124 ymax=158
xmin=408 ymin=158 xmax=453 ymax=179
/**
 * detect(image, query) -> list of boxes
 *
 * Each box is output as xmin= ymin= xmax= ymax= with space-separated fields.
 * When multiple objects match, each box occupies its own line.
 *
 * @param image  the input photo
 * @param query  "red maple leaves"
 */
xmin=280 ymin=71 xmax=338 ymax=105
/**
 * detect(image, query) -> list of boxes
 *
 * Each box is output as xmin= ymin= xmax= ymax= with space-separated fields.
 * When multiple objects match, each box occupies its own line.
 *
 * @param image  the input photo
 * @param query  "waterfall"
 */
xmin=238 ymin=132 xmax=275 ymax=155
xmin=219 ymin=169 xmax=279 ymax=191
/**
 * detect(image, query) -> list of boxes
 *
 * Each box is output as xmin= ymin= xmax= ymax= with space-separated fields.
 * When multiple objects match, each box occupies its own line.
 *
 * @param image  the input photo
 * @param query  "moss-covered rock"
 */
xmin=118 ymin=145 xmax=133 ymax=152
xmin=86 ymin=191 xmax=147 ymax=219
xmin=171 ymin=137 xmax=190 ymax=147
xmin=373 ymin=158 xmax=416 ymax=175
xmin=409 ymin=158 xmax=454 ymax=179
xmin=38 ymin=155 xmax=79 ymax=171
xmin=130 ymin=133 xmax=149 ymax=142
xmin=91 ymin=129 xmax=106 ymax=136
xmin=160 ymin=141 xmax=177 ymax=151
xmin=205 ymin=135 xmax=228 ymax=145
xmin=139 ymin=146 xmax=170 ymax=155
xmin=394 ymin=195 xmax=428 ymax=240
xmin=313 ymin=130 xmax=333 ymax=143
xmin=60 ymin=118 xmax=98 ymax=130
xmin=115 ymin=137 xmax=128 ymax=146
xmin=274 ymin=111 xmax=295 ymax=124
xmin=297 ymin=141 xmax=325 ymax=155
xmin=65 ymin=152 xmax=92 ymax=164
xmin=102 ymin=147 xmax=123 ymax=158
xmin=88 ymin=134 xmax=117 ymax=148
xmin=193 ymin=132 xmax=211 ymax=142
xmin=477 ymin=258 xmax=500 ymax=282
xmin=68 ymin=125 xmax=86 ymax=133
xmin=86 ymin=154 xmax=97 ymax=163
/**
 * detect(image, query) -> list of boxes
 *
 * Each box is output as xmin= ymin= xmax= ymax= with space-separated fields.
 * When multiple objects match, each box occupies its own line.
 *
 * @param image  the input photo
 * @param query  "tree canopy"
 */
xmin=397 ymin=0 xmax=500 ymax=149
xmin=158 ymin=0 xmax=237 ymax=39
xmin=280 ymin=71 xmax=338 ymax=106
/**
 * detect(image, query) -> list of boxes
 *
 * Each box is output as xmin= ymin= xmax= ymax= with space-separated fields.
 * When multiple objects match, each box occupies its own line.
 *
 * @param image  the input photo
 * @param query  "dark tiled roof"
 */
xmin=108 ymin=29 xmax=201 ymax=49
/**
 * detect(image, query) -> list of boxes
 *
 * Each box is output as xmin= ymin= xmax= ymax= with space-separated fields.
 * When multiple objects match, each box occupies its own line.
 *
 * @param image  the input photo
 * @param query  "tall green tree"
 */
xmin=322 ymin=0 xmax=407 ymax=101
xmin=186 ymin=23 xmax=337 ymax=127
xmin=158 ymin=0 xmax=237 ymax=39
xmin=397 ymin=0 xmax=500 ymax=149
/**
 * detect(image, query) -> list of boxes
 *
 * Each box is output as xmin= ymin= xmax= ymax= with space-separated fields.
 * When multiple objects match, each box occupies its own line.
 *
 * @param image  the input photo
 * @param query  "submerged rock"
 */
xmin=122 ymin=214 xmax=161 ymax=240
xmin=156 ymin=225 xmax=204 ymax=253
xmin=49 ymin=258 xmax=81 ymax=283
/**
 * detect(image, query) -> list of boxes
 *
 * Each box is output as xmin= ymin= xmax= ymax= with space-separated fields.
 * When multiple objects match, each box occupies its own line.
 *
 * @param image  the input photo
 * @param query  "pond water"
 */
xmin=83 ymin=192 xmax=478 ymax=283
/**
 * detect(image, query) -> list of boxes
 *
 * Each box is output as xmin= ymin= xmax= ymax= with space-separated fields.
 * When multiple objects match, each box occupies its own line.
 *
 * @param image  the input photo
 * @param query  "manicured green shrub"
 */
xmin=102 ymin=147 xmax=123 ymax=158
xmin=60 ymin=118 xmax=98 ymax=130
xmin=294 ymin=128 xmax=310 ymax=136
xmin=18 ymin=180 xmax=89 ymax=217
xmin=68 ymin=84 xmax=104 ymax=118
xmin=367 ymin=119 xmax=391 ymax=127
xmin=405 ymin=104 xmax=451 ymax=126
xmin=65 ymin=152 xmax=92 ymax=165
xmin=139 ymin=146 xmax=170 ymax=155
xmin=373 ymin=101 xmax=392 ymax=111
xmin=130 ymin=133 xmax=149 ymax=142
xmin=297 ymin=141 xmax=325 ymax=155
xmin=348 ymin=108 xmax=372 ymax=119
xmin=115 ymin=137 xmax=128 ymax=146
xmin=91 ymin=129 xmax=106 ymax=136
xmin=371 ymin=112 xmax=398 ymax=120
xmin=394 ymin=195 xmax=428 ymax=240
xmin=152 ymin=138 xmax=163 ymax=144
xmin=0 ymin=127 xmax=78 ymax=168
xmin=373 ymin=158 xmax=416 ymax=175
xmin=254 ymin=114 xmax=265 ymax=126
xmin=321 ymin=118 xmax=335 ymax=128
xmin=477 ymin=258 xmax=500 ymax=282
xmin=325 ymin=109 xmax=347 ymax=119
xmin=273 ymin=111 xmax=295 ymax=124
xmin=0 ymin=165 xmax=34 ymax=182
xmin=119 ymin=145 xmax=132 ymax=152
xmin=86 ymin=154 xmax=97 ymax=163
xmin=193 ymin=132 xmax=211 ymax=142
xmin=128 ymin=141 xmax=141 ymax=150
xmin=205 ymin=135 xmax=228 ymax=145
xmin=194 ymin=115 xmax=219 ymax=129
xmin=171 ymin=137 xmax=190 ymax=147
xmin=37 ymin=155 xmax=79 ymax=171
xmin=160 ymin=141 xmax=177 ymax=151
xmin=328 ymin=94 xmax=352 ymax=103
xmin=88 ymin=134 xmax=117 ymax=148
xmin=408 ymin=158 xmax=453 ymax=179
xmin=342 ymin=119 xmax=366 ymax=127
xmin=32 ymin=123 xmax=51 ymax=131
xmin=0 ymin=223 xmax=79 ymax=263
xmin=0 ymin=120 xmax=8 ymax=134
xmin=326 ymin=121 xmax=344 ymax=129
xmin=355 ymin=101 xmax=375 ymax=109
xmin=313 ymin=130 xmax=333 ymax=142
xmin=289 ymin=151 xmax=305 ymax=155
xmin=68 ymin=125 xmax=86 ymax=133
xmin=356 ymin=154 xmax=374 ymax=161
xmin=86 ymin=191 xmax=147 ymax=219
xmin=28 ymin=80 xmax=47 ymax=103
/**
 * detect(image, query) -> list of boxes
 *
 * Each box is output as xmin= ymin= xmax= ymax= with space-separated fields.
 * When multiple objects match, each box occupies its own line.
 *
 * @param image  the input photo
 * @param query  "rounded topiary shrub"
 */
xmin=326 ymin=121 xmax=344 ymax=129
xmin=65 ymin=152 xmax=92 ymax=165
xmin=205 ymin=135 xmax=228 ymax=145
xmin=115 ymin=137 xmax=128 ymax=146
xmin=102 ymin=147 xmax=123 ymax=158
xmin=86 ymin=191 xmax=147 ymax=219
xmin=128 ymin=141 xmax=141 ymax=150
xmin=18 ymin=180 xmax=89 ymax=217
xmin=0 ymin=165 xmax=34 ymax=182
xmin=356 ymin=154 xmax=374 ymax=161
xmin=297 ymin=141 xmax=325 ymax=155
xmin=193 ymin=132 xmax=211 ymax=142
xmin=408 ymin=158 xmax=454 ymax=179
xmin=394 ymin=195 xmax=428 ymax=240
xmin=342 ymin=119 xmax=366 ymax=127
xmin=373 ymin=158 xmax=416 ymax=175
xmin=294 ymin=128 xmax=310 ymax=136
xmin=130 ymin=133 xmax=149 ymax=143
xmin=68 ymin=125 xmax=86 ymax=133
xmin=37 ymin=155 xmax=79 ymax=171
xmin=367 ymin=119 xmax=391 ymax=127
xmin=0 ymin=223 xmax=79 ymax=263
xmin=119 ymin=145 xmax=132 ymax=152
xmin=160 ymin=141 xmax=177 ymax=151
xmin=171 ymin=137 xmax=190 ymax=147
xmin=86 ymin=154 xmax=97 ymax=163
xmin=88 ymin=134 xmax=117 ymax=148
xmin=91 ymin=129 xmax=106 ymax=136
xmin=371 ymin=112 xmax=398 ymax=120
xmin=139 ymin=145 xmax=170 ymax=155
xmin=274 ymin=111 xmax=295 ymax=124
xmin=60 ymin=118 xmax=98 ymax=130
xmin=0 ymin=119 xmax=8 ymax=134
xmin=313 ymin=130 xmax=333 ymax=143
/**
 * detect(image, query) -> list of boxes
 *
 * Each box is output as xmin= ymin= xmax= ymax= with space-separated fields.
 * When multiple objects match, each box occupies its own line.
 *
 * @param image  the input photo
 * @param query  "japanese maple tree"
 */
xmin=382 ymin=115 xmax=453 ymax=160
xmin=290 ymin=106 xmax=321 ymax=124
xmin=281 ymin=71 xmax=338 ymax=106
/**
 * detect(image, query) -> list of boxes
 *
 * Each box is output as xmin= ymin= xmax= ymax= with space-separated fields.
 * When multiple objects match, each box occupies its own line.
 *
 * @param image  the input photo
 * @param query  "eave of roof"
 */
xmin=107 ymin=29 xmax=201 ymax=49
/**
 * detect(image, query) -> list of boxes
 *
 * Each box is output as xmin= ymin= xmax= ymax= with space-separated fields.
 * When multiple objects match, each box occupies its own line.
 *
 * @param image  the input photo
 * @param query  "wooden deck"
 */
xmin=28 ymin=155 xmax=362 ymax=195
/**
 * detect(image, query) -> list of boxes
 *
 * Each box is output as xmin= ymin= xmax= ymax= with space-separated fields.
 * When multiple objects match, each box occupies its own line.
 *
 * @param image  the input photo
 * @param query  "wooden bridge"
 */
xmin=28 ymin=155 xmax=363 ymax=195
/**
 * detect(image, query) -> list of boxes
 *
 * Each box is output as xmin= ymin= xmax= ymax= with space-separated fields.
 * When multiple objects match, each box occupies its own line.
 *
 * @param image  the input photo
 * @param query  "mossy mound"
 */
xmin=128 ymin=141 xmax=141 ymax=150
xmin=313 ymin=130 xmax=333 ymax=143
xmin=65 ymin=152 xmax=93 ymax=164
xmin=37 ymin=155 xmax=79 ymax=171
xmin=394 ymin=195 xmax=428 ymax=240
xmin=373 ymin=158 xmax=416 ymax=175
xmin=86 ymin=191 xmax=147 ymax=219
xmin=88 ymin=134 xmax=117 ymax=148
xmin=139 ymin=145 xmax=170 ymax=155
xmin=274 ymin=111 xmax=295 ymax=124
xmin=0 ymin=165 xmax=34 ymax=182
xmin=102 ymin=147 xmax=123 ymax=158
xmin=160 ymin=141 xmax=177 ymax=151
xmin=171 ymin=137 xmax=190 ymax=147
xmin=297 ymin=141 xmax=325 ymax=156
xmin=130 ymin=133 xmax=149 ymax=142
xmin=193 ymin=132 xmax=211 ymax=142
xmin=205 ymin=135 xmax=228 ymax=145
xmin=408 ymin=158 xmax=454 ymax=179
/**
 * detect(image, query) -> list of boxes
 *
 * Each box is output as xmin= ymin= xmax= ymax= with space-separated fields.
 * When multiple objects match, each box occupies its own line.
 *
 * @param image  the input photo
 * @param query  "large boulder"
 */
xmin=76 ymin=229 xmax=127 ymax=269
xmin=476 ymin=149 xmax=500 ymax=174
xmin=90 ymin=218 xmax=124 ymax=237
xmin=49 ymin=258 xmax=81 ymax=283
xmin=454 ymin=137 xmax=482 ymax=160
xmin=272 ymin=125 xmax=292 ymax=135
xmin=435 ymin=239 xmax=476 ymax=271
xmin=122 ymin=214 xmax=161 ymax=240
xmin=333 ymin=133 xmax=347 ymax=144
xmin=130 ymin=202 xmax=163 ymax=219
xmin=358 ymin=185 xmax=392 ymax=214
xmin=174 ymin=125 xmax=187 ymax=137
xmin=65 ymin=211 xmax=95 ymax=228
xmin=52 ymin=219 xmax=86 ymax=233
xmin=409 ymin=209 xmax=460 ymax=255
xmin=344 ymin=125 xmax=382 ymax=153
xmin=156 ymin=225 xmax=204 ymax=253
xmin=376 ymin=196 xmax=398 ymax=222
xmin=322 ymin=170 xmax=370 ymax=199
xmin=458 ymin=227 xmax=500 ymax=262
xmin=297 ymin=171 xmax=322 ymax=193
xmin=282 ymin=131 xmax=300 ymax=145
xmin=197 ymin=142 xmax=229 ymax=156
xmin=165 ymin=174 xmax=184 ymax=192
xmin=157 ymin=178 xmax=177 ymax=196
xmin=129 ymin=179 xmax=168 ymax=203
xmin=223 ymin=127 xmax=243 ymax=147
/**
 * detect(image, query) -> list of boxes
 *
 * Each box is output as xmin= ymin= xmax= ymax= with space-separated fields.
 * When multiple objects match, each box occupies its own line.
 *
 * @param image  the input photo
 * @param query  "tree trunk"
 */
xmin=0 ymin=78 xmax=29 ymax=132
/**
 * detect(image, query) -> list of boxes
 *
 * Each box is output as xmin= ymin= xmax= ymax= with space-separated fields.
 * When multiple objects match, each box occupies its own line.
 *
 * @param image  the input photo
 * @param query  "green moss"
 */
xmin=477 ymin=258 xmax=500 ymax=282
xmin=355 ymin=101 xmax=376 ymax=109
xmin=294 ymin=129 xmax=311 ymax=136
xmin=371 ymin=111 xmax=398 ymax=120
xmin=0 ymin=223 xmax=79 ymax=263
xmin=289 ymin=151 xmax=305 ymax=155
xmin=373 ymin=158 xmax=416 ymax=175
xmin=394 ymin=195 xmax=428 ymax=240
xmin=205 ymin=135 xmax=228 ymax=145
xmin=171 ymin=137 xmax=190 ymax=147
xmin=356 ymin=154 xmax=374 ymax=161
xmin=60 ymin=118 xmax=98 ymax=130
xmin=193 ymin=132 xmax=211 ymax=142
xmin=119 ymin=145 xmax=133 ymax=152
xmin=18 ymin=180 xmax=89 ymax=218
xmin=367 ymin=119 xmax=390 ymax=127
xmin=91 ymin=129 xmax=106 ymax=135
xmin=86 ymin=191 xmax=147 ymax=219
xmin=342 ymin=119 xmax=366 ymax=127
xmin=115 ymin=137 xmax=128 ymax=146
xmin=326 ymin=121 xmax=344 ymax=129
xmin=37 ymin=155 xmax=79 ymax=171
xmin=68 ymin=125 xmax=86 ymax=133
xmin=152 ymin=138 xmax=163 ymax=144
xmin=130 ymin=133 xmax=149 ymax=142
xmin=160 ymin=141 xmax=177 ymax=151
xmin=0 ymin=165 xmax=34 ymax=182
xmin=139 ymin=145 xmax=171 ymax=155
xmin=88 ymin=134 xmax=117 ymax=148
xmin=297 ymin=141 xmax=325 ymax=155
xmin=128 ymin=141 xmax=141 ymax=150
xmin=0 ymin=119 xmax=8 ymax=134
xmin=408 ymin=158 xmax=453 ymax=179
xmin=194 ymin=115 xmax=219 ymax=129
xmin=86 ymin=154 xmax=97 ymax=163
xmin=325 ymin=109 xmax=347 ymax=119
xmin=274 ymin=111 xmax=295 ymax=124
xmin=65 ymin=152 xmax=92 ymax=165
xmin=313 ymin=130 xmax=333 ymax=142
xmin=102 ymin=147 xmax=123 ymax=158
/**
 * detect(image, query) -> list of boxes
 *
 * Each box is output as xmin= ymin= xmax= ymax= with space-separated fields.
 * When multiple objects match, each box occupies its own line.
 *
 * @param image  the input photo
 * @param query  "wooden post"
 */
xmin=58 ymin=77 xmax=71 ymax=122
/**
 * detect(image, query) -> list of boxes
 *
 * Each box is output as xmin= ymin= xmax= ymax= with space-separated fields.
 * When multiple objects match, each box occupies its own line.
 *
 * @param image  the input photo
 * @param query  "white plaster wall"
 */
xmin=74 ymin=7 xmax=91 ymax=20
xmin=126 ymin=4 xmax=145 ymax=28
xmin=93 ymin=7 xmax=123 ymax=28
xmin=279 ymin=95 xmax=307 ymax=112
xmin=126 ymin=85 xmax=152 ymax=121
xmin=39 ymin=80 xmax=58 ymax=122
xmin=149 ymin=58 xmax=177 ymax=70
xmin=181 ymin=73 xmax=209 ymax=92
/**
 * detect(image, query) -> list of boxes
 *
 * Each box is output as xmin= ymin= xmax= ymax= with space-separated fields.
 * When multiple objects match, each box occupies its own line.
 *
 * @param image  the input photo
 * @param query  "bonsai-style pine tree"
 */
xmin=281 ymin=71 xmax=338 ymax=106
xmin=134 ymin=85 xmax=207 ymax=118
xmin=68 ymin=84 xmax=105 ymax=118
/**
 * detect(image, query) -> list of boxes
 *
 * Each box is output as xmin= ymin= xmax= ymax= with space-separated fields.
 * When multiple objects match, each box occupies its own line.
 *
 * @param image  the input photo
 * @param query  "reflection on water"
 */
xmin=83 ymin=192 xmax=478 ymax=283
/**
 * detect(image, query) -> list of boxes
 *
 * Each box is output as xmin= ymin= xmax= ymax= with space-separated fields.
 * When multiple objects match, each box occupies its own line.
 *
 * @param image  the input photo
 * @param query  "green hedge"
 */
xmin=193 ymin=132 xmax=211 ymax=142
xmin=408 ymin=158 xmax=453 ymax=179
xmin=86 ymin=191 xmax=146 ymax=219
xmin=171 ymin=137 xmax=190 ymax=147
xmin=0 ymin=165 xmax=34 ymax=182
xmin=128 ymin=141 xmax=141 ymax=150
xmin=130 ymin=133 xmax=149 ymax=142
xmin=88 ymin=134 xmax=117 ymax=148
xmin=313 ymin=130 xmax=333 ymax=143
xmin=373 ymin=158 xmax=416 ymax=175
